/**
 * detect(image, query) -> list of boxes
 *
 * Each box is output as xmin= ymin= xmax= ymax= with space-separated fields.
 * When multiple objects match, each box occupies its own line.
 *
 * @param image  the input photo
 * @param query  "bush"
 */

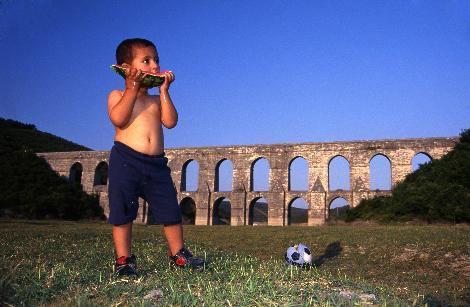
xmin=0 ymin=118 xmax=103 ymax=220
xmin=0 ymin=150 xmax=104 ymax=220
xmin=348 ymin=128 xmax=470 ymax=223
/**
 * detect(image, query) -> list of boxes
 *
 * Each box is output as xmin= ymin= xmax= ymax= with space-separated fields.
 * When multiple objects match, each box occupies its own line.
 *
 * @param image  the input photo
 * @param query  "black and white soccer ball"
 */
xmin=285 ymin=243 xmax=312 ymax=266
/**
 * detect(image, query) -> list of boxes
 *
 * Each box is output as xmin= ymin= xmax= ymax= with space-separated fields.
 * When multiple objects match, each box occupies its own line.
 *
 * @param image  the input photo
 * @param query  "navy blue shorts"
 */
xmin=108 ymin=141 xmax=182 ymax=225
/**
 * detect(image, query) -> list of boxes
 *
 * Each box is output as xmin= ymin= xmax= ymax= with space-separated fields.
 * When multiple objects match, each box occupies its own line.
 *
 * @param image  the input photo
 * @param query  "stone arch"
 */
xmin=369 ymin=154 xmax=392 ymax=190
xmin=250 ymin=157 xmax=270 ymax=191
xmin=93 ymin=161 xmax=108 ymax=186
xmin=214 ymin=159 xmax=233 ymax=192
xmin=69 ymin=162 xmax=83 ymax=185
xmin=412 ymin=152 xmax=432 ymax=171
xmin=248 ymin=197 xmax=268 ymax=225
xmin=288 ymin=156 xmax=308 ymax=191
xmin=181 ymin=159 xmax=199 ymax=191
xmin=328 ymin=197 xmax=350 ymax=220
xmin=213 ymin=197 xmax=231 ymax=225
xmin=287 ymin=197 xmax=309 ymax=225
xmin=328 ymin=155 xmax=350 ymax=191
xmin=180 ymin=197 xmax=196 ymax=225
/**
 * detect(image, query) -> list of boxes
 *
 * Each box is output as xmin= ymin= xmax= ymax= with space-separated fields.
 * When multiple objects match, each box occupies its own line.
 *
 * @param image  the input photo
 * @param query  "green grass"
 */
xmin=1 ymin=220 xmax=469 ymax=305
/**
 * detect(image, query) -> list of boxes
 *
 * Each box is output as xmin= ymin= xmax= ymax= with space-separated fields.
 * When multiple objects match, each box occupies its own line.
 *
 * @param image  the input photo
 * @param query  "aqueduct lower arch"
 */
xmin=38 ymin=137 xmax=457 ymax=226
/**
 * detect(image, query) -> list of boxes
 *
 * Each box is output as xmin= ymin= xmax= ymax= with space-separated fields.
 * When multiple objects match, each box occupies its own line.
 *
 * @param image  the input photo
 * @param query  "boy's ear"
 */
xmin=121 ymin=63 xmax=130 ymax=68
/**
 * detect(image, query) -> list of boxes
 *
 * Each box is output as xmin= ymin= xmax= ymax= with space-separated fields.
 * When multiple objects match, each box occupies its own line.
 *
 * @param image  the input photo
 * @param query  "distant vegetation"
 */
xmin=0 ymin=118 xmax=104 ymax=220
xmin=347 ymin=129 xmax=470 ymax=223
xmin=328 ymin=205 xmax=350 ymax=222
xmin=0 ymin=118 xmax=90 ymax=154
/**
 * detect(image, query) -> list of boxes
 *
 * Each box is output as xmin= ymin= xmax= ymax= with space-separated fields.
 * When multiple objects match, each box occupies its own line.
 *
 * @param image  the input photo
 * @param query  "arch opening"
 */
xmin=369 ymin=154 xmax=391 ymax=190
xmin=251 ymin=158 xmax=270 ymax=191
xmin=289 ymin=156 xmax=308 ymax=191
xmin=249 ymin=197 xmax=268 ymax=225
xmin=180 ymin=197 xmax=196 ymax=225
xmin=215 ymin=159 xmax=233 ymax=192
xmin=213 ymin=197 xmax=231 ymax=225
xmin=93 ymin=161 xmax=108 ymax=186
xmin=328 ymin=197 xmax=350 ymax=221
xmin=412 ymin=152 xmax=432 ymax=172
xmin=288 ymin=197 xmax=308 ymax=225
xmin=69 ymin=162 xmax=83 ymax=185
xmin=328 ymin=156 xmax=350 ymax=191
xmin=181 ymin=160 xmax=199 ymax=192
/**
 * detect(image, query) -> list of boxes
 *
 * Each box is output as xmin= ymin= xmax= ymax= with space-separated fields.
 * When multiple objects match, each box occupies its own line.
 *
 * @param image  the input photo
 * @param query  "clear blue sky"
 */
xmin=1 ymin=0 xmax=469 ymax=151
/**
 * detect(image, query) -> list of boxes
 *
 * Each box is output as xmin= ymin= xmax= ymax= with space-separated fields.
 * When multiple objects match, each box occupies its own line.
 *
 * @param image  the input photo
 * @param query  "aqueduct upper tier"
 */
xmin=38 ymin=137 xmax=457 ymax=226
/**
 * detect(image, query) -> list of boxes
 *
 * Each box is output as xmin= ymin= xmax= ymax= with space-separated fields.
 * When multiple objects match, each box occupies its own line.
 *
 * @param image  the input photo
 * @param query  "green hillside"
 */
xmin=0 ymin=118 xmax=91 ymax=154
xmin=347 ymin=129 xmax=470 ymax=223
xmin=0 ymin=118 xmax=104 ymax=220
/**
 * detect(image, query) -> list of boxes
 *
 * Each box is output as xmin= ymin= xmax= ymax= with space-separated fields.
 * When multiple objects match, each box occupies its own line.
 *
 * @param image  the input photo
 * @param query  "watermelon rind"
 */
xmin=110 ymin=65 xmax=165 ymax=88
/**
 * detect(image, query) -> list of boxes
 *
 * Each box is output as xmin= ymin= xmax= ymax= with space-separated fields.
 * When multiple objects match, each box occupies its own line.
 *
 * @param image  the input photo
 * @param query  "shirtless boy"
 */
xmin=107 ymin=38 xmax=204 ymax=276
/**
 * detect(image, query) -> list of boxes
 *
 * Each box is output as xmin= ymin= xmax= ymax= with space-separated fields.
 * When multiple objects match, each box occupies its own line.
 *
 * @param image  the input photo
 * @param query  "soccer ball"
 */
xmin=285 ymin=243 xmax=313 ymax=266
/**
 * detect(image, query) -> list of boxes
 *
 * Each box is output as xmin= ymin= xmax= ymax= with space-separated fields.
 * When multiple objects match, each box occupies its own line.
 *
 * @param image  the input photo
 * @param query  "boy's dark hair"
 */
xmin=116 ymin=38 xmax=157 ymax=65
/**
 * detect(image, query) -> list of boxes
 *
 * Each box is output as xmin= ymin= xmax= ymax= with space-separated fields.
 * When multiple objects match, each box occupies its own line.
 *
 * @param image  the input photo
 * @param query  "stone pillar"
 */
xmin=191 ymin=157 xmax=211 ymax=225
xmin=99 ymin=192 xmax=110 ymax=219
xmin=135 ymin=198 xmax=148 ymax=224
xmin=309 ymin=191 xmax=326 ymax=226
xmin=308 ymin=175 xmax=327 ymax=225
xmin=167 ymin=159 xmax=182 ymax=193
xmin=230 ymin=191 xmax=246 ymax=225
xmin=232 ymin=158 xmax=250 ymax=225
xmin=81 ymin=163 xmax=95 ymax=193
xmin=200 ymin=160 xmax=215 ymax=194
xmin=207 ymin=192 xmax=215 ymax=226
xmin=283 ymin=193 xmax=292 ymax=226
xmin=392 ymin=163 xmax=411 ymax=186
xmin=232 ymin=158 xmax=250 ymax=193
xmin=269 ymin=154 xmax=288 ymax=192
xmin=350 ymin=155 xmax=370 ymax=207
xmin=309 ymin=157 xmax=328 ymax=193
xmin=194 ymin=192 xmax=210 ymax=225
xmin=391 ymin=150 xmax=413 ymax=186
xmin=267 ymin=192 xmax=284 ymax=226
xmin=352 ymin=190 xmax=370 ymax=208
xmin=307 ymin=152 xmax=328 ymax=226
xmin=388 ymin=148 xmax=413 ymax=188
xmin=197 ymin=160 xmax=210 ymax=194
xmin=268 ymin=155 xmax=287 ymax=226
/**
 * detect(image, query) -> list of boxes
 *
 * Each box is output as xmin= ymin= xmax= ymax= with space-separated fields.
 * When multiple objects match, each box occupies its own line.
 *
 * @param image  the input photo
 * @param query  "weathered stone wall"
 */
xmin=37 ymin=137 xmax=457 ymax=226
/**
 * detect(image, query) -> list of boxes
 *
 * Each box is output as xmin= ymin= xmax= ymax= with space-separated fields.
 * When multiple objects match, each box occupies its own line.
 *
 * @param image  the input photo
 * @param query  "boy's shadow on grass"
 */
xmin=313 ymin=241 xmax=342 ymax=267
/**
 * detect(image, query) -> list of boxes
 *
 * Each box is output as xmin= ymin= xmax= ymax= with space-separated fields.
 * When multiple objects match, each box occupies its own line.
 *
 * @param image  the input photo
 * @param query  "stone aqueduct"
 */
xmin=38 ymin=137 xmax=457 ymax=226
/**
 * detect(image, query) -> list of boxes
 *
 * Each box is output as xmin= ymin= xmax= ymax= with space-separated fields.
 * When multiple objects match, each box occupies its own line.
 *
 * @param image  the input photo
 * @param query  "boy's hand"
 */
xmin=160 ymin=71 xmax=175 ymax=92
xmin=125 ymin=67 xmax=147 ymax=91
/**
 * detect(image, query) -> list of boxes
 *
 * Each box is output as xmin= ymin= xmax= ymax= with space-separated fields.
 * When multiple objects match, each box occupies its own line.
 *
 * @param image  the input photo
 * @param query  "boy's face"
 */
xmin=127 ymin=45 xmax=160 ymax=73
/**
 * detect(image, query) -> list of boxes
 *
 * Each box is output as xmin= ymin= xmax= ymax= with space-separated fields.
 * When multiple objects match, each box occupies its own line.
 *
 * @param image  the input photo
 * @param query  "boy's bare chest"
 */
xmin=132 ymin=98 xmax=160 ymax=119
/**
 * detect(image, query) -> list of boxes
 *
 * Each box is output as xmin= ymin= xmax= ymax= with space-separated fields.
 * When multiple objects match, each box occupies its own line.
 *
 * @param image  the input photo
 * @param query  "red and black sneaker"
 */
xmin=114 ymin=254 xmax=138 ymax=277
xmin=170 ymin=247 xmax=206 ymax=271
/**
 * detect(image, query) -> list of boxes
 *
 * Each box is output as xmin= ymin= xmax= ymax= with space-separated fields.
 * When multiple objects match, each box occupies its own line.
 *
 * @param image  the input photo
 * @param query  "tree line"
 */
xmin=0 ymin=118 xmax=104 ymax=220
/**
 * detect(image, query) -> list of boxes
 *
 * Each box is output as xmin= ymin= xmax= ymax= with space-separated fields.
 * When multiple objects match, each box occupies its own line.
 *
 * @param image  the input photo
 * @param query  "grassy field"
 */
xmin=0 ymin=220 xmax=468 ymax=306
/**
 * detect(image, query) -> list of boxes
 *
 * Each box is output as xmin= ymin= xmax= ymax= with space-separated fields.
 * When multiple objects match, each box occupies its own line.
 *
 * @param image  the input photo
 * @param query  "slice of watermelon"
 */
xmin=110 ymin=64 xmax=165 ymax=88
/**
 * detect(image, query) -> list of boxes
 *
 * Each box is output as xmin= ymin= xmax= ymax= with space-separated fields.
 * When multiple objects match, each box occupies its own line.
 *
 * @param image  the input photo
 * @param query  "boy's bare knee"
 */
xmin=113 ymin=222 xmax=133 ymax=236
xmin=163 ymin=222 xmax=181 ymax=227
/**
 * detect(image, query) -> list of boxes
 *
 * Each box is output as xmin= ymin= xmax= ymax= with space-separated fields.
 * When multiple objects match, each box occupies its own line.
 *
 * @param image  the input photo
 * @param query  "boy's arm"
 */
xmin=108 ymin=68 xmax=144 ymax=128
xmin=108 ymin=88 xmax=138 ymax=128
xmin=159 ymin=71 xmax=178 ymax=129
